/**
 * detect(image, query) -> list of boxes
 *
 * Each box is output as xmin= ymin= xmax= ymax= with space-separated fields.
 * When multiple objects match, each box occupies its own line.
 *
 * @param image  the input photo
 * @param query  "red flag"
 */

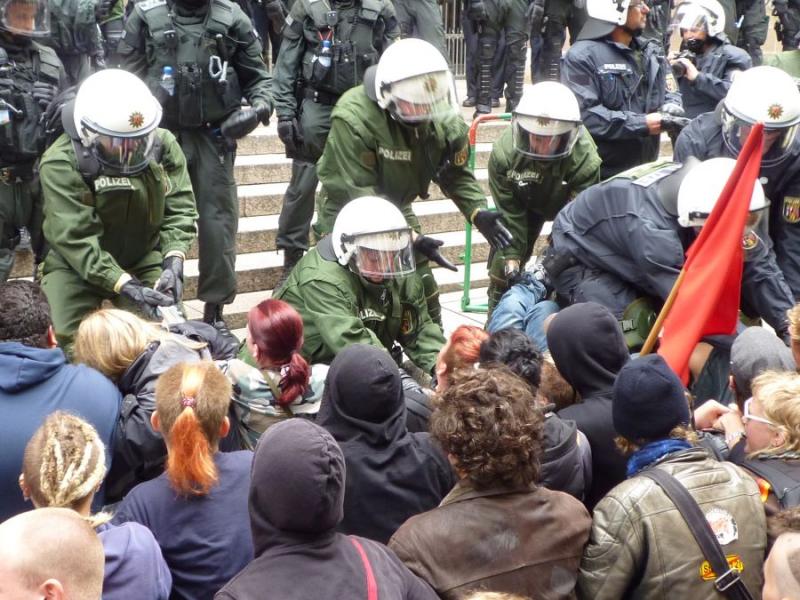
xmin=658 ymin=123 xmax=765 ymax=383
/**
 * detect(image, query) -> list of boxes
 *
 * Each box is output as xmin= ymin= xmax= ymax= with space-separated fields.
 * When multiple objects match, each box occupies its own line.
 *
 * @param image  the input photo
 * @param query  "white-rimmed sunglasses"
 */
xmin=743 ymin=397 xmax=777 ymax=427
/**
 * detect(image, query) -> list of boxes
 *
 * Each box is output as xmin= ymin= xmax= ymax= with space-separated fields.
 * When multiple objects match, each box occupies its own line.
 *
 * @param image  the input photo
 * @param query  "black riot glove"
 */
xmin=32 ymin=82 xmax=58 ymax=110
xmin=473 ymin=210 xmax=513 ymax=249
xmin=467 ymin=0 xmax=488 ymax=21
xmin=277 ymin=117 xmax=304 ymax=155
xmin=414 ymin=234 xmax=457 ymax=271
xmin=220 ymin=107 xmax=261 ymax=140
xmin=120 ymin=279 xmax=175 ymax=320
xmin=155 ymin=255 xmax=184 ymax=304
xmin=660 ymin=114 xmax=691 ymax=134
xmin=262 ymin=0 xmax=287 ymax=33
xmin=660 ymin=102 xmax=685 ymax=117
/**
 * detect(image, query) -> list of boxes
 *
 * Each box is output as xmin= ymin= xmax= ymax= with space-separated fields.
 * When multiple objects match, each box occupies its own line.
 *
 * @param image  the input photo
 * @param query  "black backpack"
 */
xmin=738 ymin=457 xmax=800 ymax=509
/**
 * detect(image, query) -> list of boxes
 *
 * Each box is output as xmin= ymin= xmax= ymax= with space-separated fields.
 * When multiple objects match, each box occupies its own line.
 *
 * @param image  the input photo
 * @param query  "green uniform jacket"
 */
xmin=273 ymin=244 xmax=445 ymax=372
xmin=40 ymin=129 xmax=198 ymax=292
xmin=489 ymin=125 xmax=601 ymax=261
xmin=272 ymin=0 xmax=399 ymax=119
xmin=315 ymin=85 xmax=487 ymax=234
xmin=766 ymin=49 xmax=800 ymax=78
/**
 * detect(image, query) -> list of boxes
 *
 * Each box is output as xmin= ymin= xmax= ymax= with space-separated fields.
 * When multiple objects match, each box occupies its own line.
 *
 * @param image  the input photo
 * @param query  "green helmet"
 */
xmin=620 ymin=297 xmax=658 ymax=352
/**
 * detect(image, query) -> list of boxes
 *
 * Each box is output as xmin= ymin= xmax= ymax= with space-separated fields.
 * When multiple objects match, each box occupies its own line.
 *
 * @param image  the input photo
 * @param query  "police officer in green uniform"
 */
xmin=46 ymin=0 xmax=105 ymax=84
xmin=275 ymin=195 xmax=445 ymax=374
xmin=315 ymin=38 xmax=513 ymax=324
xmin=39 ymin=70 xmax=197 ymax=349
xmin=529 ymin=0 xmax=587 ymax=82
xmin=393 ymin=0 xmax=449 ymax=65
xmin=735 ymin=0 xmax=768 ymax=65
xmin=272 ymin=0 xmax=399 ymax=282
xmin=487 ymin=81 xmax=600 ymax=311
xmin=118 ymin=0 xmax=273 ymax=333
xmin=0 ymin=0 xmax=65 ymax=282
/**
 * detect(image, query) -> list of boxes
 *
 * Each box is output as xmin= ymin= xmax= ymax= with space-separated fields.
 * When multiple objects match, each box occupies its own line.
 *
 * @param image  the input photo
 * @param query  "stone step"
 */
xmin=184 ymin=261 xmax=492 ymax=331
xmin=181 ymin=228 xmax=493 ymax=302
xmin=233 ymin=143 xmax=495 ymax=185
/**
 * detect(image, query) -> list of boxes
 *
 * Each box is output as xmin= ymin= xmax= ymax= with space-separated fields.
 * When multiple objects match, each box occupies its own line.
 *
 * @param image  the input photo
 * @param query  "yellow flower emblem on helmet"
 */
xmin=767 ymin=103 xmax=784 ymax=120
xmin=128 ymin=111 xmax=145 ymax=128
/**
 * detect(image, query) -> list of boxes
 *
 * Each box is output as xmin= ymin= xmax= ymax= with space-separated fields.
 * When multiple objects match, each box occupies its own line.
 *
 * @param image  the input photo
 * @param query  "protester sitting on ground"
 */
xmin=0 ymin=280 xmax=120 ymax=522
xmin=578 ymin=354 xmax=767 ymax=599
xmin=19 ymin=412 xmax=171 ymax=600
xmin=0 ymin=507 xmax=105 ymax=600
xmin=434 ymin=324 xmax=489 ymax=392
xmin=315 ymin=344 xmax=456 ymax=544
xmin=113 ymin=362 xmax=253 ymax=600
xmin=73 ymin=308 xmax=211 ymax=501
xmin=547 ymin=302 xmax=630 ymax=508
xmin=221 ymin=298 xmax=328 ymax=447
xmin=215 ymin=419 xmax=439 ymax=600
xmin=763 ymin=529 xmax=800 ymax=600
xmin=479 ymin=328 xmax=592 ymax=502
xmin=713 ymin=371 xmax=800 ymax=517
xmin=389 ymin=367 xmax=591 ymax=598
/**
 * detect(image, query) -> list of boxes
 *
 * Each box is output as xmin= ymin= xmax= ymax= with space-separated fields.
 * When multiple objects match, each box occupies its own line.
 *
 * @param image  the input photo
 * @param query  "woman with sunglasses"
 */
xmin=716 ymin=370 xmax=800 ymax=516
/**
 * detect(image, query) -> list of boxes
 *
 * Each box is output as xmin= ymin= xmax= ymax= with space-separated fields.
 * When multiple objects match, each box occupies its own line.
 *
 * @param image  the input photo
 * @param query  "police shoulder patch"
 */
xmin=399 ymin=303 xmax=418 ymax=337
xmin=453 ymin=146 xmax=468 ymax=167
xmin=783 ymin=196 xmax=800 ymax=224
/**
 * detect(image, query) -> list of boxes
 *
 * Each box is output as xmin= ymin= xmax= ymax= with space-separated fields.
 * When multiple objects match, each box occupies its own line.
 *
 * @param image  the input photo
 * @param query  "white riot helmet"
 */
xmin=0 ymin=0 xmax=48 ymax=38
xmin=578 ymin=0 xmax=631 ymax=40
xmin=672 ymin=0 xmax=726 ymax=38
xmin=513 ymin=82 xmax=581 ymax=160
xmin=721 ymin=66 xmax=800 ymax=167
xmin=73 ymin=69 xmax=163 ymax=175
xmin=332 ymin=196 xmax=415 ymax=280
xmin=677 ymin=157 xmax=769 ymax=228
xmin=372 ymin=38 xmax=458 ymax=124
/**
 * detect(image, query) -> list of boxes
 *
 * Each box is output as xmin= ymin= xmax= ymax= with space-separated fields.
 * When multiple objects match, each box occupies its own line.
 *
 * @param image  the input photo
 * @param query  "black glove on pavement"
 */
xmin=120 ymin=279 xmax=175 ymax=320
xmin=414 ymin=234 xmax=457 ymax=271
xmin=473 ymin=210 xmax=513 ymax=249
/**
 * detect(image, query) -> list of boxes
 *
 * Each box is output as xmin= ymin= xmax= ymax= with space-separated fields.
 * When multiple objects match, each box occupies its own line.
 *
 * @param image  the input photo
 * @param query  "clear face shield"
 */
xmin=671 ymin=5 xmax=711 ymax=35
xmin=89 ymin=130 xmax=157 ymax=175
xmin=722 ymin=108 xmax=798 ymax=167
xmin=0 ymin=0 xmax=49 ymax=37
xmin=385 ymin=71 xmax=459 ymax=124
xmin=512 ymin=114 xmax=580 ymax=160
xmin=345 ymin=228 xmax=416 ymax=282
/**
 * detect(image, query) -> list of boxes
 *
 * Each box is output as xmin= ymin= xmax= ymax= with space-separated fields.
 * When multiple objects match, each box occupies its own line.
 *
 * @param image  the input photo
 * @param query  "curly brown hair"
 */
xmin=431 ymin=367 xmax=543 ymax=490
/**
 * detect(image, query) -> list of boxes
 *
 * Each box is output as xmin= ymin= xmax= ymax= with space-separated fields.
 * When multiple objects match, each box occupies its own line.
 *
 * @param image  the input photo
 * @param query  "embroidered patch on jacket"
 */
xmin=705 ymin=507 xmax=738 ymax=546
xmin=453 ymin=146 xmax=468 ymax=167
xmin=784 ymin=196 xmax=800 ymax=223
xmin=399 ymin=304 xmax=418 ymax=336
xmin=699 ymin=555 xmax=743 ymax=581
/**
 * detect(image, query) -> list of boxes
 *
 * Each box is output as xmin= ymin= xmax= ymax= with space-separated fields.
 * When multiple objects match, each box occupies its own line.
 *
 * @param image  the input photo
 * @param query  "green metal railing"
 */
xmin=460 ymin=112 xmax=511 ymax=313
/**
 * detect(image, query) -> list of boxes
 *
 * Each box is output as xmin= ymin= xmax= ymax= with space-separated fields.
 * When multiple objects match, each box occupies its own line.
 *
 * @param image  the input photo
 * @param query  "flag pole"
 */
xmin=640 ymin=268 xmax=687 ymax=356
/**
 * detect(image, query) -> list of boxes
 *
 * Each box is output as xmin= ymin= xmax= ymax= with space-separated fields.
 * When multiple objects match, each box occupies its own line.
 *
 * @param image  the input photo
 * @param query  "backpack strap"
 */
xmin=640 ymin=468 xmax=754 ymax=600
xmin=348 ymin=537 xmax=378 ymax=600
xmin=739 ymin=458 xmax=800 ymax=509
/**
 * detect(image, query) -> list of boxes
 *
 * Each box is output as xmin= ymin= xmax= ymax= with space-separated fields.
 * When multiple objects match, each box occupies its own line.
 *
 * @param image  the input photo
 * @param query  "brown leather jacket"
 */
xmin=578 ymin=447 xmax=767 ymax=599
xmin=388 ymin=481 xmax=592 ymax=599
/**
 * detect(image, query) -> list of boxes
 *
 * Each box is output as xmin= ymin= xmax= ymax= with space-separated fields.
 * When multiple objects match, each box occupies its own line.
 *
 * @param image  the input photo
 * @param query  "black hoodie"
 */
xmin=548 ymin=302 xmax=630 ymax=509
xmin=216 ymin=419 xmax=438 ymax=600
xmin=315 ymin=344 xmax=456 ymax=544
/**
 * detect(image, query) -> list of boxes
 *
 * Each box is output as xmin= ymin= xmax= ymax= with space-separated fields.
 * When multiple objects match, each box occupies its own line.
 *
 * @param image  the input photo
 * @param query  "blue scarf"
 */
xmin=626 ymin=439 xmax=692 ymax=478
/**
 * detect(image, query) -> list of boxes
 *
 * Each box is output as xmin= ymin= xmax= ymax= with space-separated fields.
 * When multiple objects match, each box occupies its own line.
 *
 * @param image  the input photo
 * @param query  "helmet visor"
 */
xmin=512 ymin=114 xmax=580 ymax=159
xmin=722 ymin=109 xmax=798 ymax=167
xmin=387 ymin=71 xmax=458 ymax=123
xmin=0 ymin=0 xmax=49 ymax=37
xmin=350 ymin=228 xmax=415 ymax=280
xmin=92 ymin=131 xmax=156 ymax=175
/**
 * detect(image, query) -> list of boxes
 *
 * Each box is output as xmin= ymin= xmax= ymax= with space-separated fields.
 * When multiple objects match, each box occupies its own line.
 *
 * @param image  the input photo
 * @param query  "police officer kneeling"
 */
xmin=39 ymin=69 xmax=197 ymax=350
xmin=274 ymin=196 xmax=445 ymax=376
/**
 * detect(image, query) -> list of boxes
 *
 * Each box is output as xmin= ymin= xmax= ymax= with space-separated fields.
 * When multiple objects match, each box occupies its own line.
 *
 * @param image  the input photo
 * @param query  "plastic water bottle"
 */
xmin=160 ymin=65 xmax=175 ymax=97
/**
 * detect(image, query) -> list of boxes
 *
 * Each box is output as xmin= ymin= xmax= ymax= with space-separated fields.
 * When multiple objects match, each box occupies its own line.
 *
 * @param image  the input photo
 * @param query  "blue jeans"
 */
xmin=487 ymin=274 xmax=559 ymax=352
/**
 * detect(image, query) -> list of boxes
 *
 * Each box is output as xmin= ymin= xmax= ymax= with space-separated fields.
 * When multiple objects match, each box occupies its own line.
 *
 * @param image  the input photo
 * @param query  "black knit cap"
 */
xmin=612 ymin=354 xmax=691 ymax=441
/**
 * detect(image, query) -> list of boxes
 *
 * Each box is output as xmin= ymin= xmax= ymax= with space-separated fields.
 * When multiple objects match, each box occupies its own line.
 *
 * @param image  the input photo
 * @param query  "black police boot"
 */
xmin=203 ymin=303 xmax=239 ymax=347
xmin=462 ymin=97 xmax=476 ymax=107
xmin=275 ymin=248 xmax=304 ymax=290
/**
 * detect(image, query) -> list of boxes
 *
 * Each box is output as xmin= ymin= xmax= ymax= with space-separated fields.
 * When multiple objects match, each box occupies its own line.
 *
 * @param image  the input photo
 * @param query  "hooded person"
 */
xmin=215 ymin=419 xmax=439 ymax=600
xmin=547 ymin=302 xmax=630 ymax=508
xmin=315 ymin=344 xmax=457 ymax=544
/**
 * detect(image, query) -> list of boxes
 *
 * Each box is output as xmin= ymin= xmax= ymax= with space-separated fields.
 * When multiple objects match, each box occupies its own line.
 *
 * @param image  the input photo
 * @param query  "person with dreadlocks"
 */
xmin=19 ymin=411 xmax=171 ymax=600
xmin=112 ymin=361 xmax=253 ymax=600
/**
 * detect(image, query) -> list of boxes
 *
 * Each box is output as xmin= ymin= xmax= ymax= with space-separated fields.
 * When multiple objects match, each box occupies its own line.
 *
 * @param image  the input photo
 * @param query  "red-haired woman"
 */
xmin=221 ymin=299 xmax=328 ymax=448
xmin=113 ymin=362 xmax=253 ymax=600
xmin=434 ymin=324 xmax=489 ymax=392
